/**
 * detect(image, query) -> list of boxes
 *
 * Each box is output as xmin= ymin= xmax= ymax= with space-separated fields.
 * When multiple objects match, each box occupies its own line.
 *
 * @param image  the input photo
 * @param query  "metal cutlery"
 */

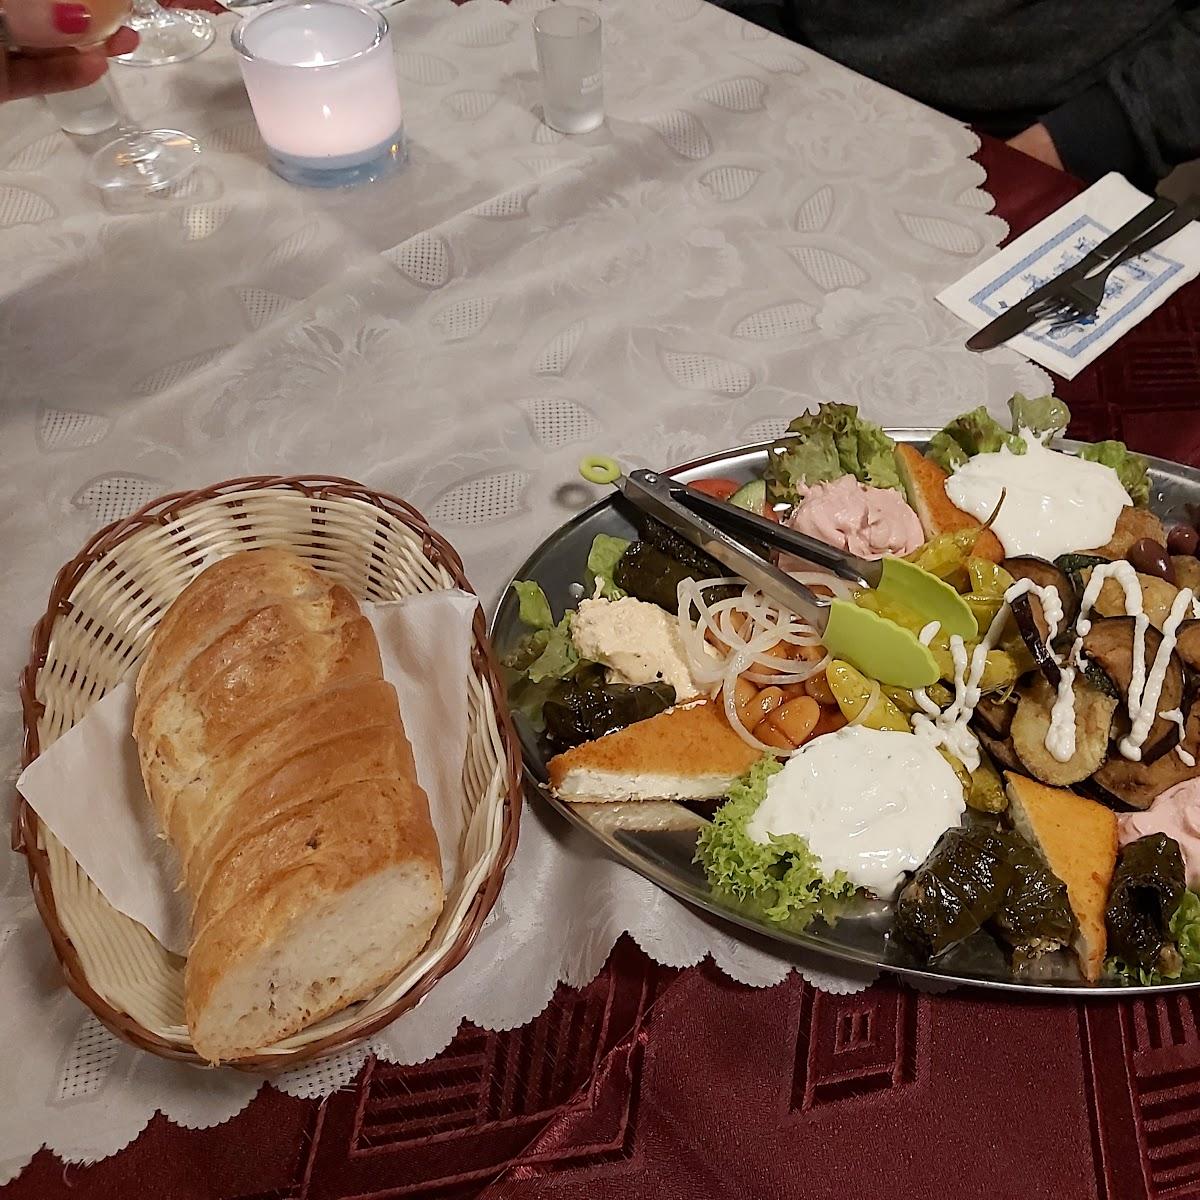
xmin=1027 ymin=197 xmax=1200 ymax=328
xmin=966 ymin=195 xmax=1178 ymax=352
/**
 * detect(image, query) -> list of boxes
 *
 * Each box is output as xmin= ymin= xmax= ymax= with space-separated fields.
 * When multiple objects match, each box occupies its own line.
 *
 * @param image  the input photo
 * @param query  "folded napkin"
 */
xmin=15 ymin=590 xmax=478 ymax=954
xmin=938 ymin=172 xmax=1200 ymax=380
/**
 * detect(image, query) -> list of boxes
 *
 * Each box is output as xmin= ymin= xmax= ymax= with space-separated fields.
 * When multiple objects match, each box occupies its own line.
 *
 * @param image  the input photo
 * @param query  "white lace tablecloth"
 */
xmin=0 ymin=0 xmax=1051 ymax=1180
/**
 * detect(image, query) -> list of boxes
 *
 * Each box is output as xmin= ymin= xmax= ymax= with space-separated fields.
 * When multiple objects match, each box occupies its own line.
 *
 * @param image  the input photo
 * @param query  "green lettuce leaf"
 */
xmin=926 ymin=406 xmax=1024 ymax=472
xmin=525 ymin=616 xmax=579 ymax=683
xmin=584 ymin=534 xmax=631 ymax=600
xmin=696 ymin=757 xmax=856 ymax=925
xmin=1008 ymin=393 xmax=1070 ymax=438
xmin=503 ymin=611 xmax=584 ymax=729
xmin=766 ymin=403 xmax=901 ymax=504
xmin=512 ymin=580 xmax=554 ymax=631
xmin=1078 ymin=439 xmax=1151 ymax=506
xmin=1106 ymin=889 xmax=1200 ymax=984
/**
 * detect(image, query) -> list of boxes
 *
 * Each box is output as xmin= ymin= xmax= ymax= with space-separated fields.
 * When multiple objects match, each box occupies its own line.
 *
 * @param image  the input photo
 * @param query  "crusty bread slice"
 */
xmin=548 ymin=700 xmax=760 ymax=803
xmin=1004 ymin=771 xmax=1118 ymax=982
xmin=895 ymin=443 xmax=1004 ymax=563
xmin=187 ymin=858 xmax=441 ymax=1063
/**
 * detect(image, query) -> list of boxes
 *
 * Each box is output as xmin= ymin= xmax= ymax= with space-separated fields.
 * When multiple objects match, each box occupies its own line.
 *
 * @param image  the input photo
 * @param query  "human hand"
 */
xmin=1 ymin=0 xmax=137 ymax=102
xmin=1006 ymin=123 xmax=1064 ymax=171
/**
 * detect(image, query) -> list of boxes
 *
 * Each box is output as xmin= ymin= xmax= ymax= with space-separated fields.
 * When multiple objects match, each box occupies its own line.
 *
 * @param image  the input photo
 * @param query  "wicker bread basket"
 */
xmin=13 ymin=475 xmax=523 ymax=1070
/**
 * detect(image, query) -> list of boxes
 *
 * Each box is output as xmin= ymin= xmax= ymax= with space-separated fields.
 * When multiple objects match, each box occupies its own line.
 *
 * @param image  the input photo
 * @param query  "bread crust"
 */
xmin=133 ymin=549 xmax=443 ymax=1061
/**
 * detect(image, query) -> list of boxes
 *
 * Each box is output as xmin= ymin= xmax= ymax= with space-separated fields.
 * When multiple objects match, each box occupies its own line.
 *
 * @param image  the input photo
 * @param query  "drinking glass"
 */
xmin=533 ymin=5 xmax=602 ymax=135
xmin=117 ymin=0 xmax=215 ymax=67
xmin=69 ymin=0 xmax=204 ymax=192
xmin=43 ymin=77 xmax=118 ymax=135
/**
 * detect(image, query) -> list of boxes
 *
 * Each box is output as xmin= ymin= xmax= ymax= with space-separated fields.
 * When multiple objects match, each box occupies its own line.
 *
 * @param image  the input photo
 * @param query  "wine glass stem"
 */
xmin=101 ymin=70 xmax=139 ymax=136
xmin=99 ymin=70 xmax=168 ymax=178
xmin=130 ymin=0 xmax=172 ymax=22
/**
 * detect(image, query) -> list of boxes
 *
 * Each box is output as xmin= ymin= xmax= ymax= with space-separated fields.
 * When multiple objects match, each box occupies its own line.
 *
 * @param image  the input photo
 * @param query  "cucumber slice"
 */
xmin=729 ymin=479 xmax=766 ymax=514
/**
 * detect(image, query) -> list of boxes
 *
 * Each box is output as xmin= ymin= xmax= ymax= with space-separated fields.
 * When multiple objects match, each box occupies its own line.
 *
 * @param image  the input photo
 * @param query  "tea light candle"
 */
xmin=232 ymin=0 xmax=405 ymax=188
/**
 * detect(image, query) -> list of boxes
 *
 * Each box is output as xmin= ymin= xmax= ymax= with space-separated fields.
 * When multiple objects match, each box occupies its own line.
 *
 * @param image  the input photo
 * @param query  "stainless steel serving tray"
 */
xmin=490 ymin=431 xmax=1200 ymax=994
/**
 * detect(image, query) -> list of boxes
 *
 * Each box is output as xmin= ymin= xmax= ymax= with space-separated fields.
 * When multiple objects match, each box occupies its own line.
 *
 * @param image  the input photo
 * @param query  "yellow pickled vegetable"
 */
xmin=967 ymin=557 xmax=1015 ymax=597
xmin=962 ymin=593 xmax=1005 ymax=635
xmin=939 ymin=749 xmax=971 ymax=791
xmin=905 ymin=529 xmax=981 ymax=590
xmin=928 ymin=643 xmax=1022 ymax=695
xmin=966 ymin=755 xmax=1007 ymax=813
xmin=882 ymin=685 xmax=920 ymax=715
xmin=826 ymin=660 xmax=910 ymax=732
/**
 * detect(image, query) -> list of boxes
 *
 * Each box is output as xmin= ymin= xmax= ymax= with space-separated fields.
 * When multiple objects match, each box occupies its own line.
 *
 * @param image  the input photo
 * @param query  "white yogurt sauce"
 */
xmin=1163 ymin=709 xmax=1197 ymax=767
xmin=1074 ymin=561 xmax=1196 ymax=762
xmin=746 ymin=725 xmax=965 ymax=897
xmin=945 ymin=430 xmax=1131 ymax=560
xmin=911 ymin=578 xmax=1070 ymax=766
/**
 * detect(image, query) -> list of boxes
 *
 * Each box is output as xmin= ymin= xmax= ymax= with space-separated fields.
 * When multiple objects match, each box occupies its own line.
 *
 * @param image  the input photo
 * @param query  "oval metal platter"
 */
xmin=490 ymin=431 xmax=1200 ymax=994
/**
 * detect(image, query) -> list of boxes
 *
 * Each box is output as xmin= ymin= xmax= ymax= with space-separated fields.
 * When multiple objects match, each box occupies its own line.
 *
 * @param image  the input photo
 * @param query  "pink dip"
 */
xmin=788 ymin=476 xmax=924 ymax=561
xmin=1119 ymin=780 xmax=1200 ymax=888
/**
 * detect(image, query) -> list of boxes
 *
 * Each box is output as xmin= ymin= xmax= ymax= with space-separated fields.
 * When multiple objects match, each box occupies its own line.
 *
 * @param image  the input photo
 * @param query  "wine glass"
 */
xmin=118 ymin=0 xmax=215 ymax=67
xmin=75 ymin=0 xmax=204 ymax=192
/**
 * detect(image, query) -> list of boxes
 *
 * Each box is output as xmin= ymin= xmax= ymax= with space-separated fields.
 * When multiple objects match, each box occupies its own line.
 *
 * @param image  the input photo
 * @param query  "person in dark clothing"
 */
xmin=721 ymin=1 xmax=1200 ymax=185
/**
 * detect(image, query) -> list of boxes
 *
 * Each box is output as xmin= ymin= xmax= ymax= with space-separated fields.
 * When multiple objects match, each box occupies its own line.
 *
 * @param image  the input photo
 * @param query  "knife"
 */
xmin=966 ymin=196 xmax=1177 ymax=352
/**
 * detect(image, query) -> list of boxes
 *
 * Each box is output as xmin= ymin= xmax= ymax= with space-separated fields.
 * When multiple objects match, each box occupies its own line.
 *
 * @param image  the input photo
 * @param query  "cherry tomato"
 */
xmin=687 ymin=478 xmax=740 ymax=501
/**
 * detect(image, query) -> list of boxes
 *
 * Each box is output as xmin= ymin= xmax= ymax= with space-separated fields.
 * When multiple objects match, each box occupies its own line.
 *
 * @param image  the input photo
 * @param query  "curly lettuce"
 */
xmin=925 ymin=393 xmax=1151 ymax=506
xmin=766 ymin=403 xmax=901 ymax=505
xmin=1078 ymin=440 xmax=1151 ymax=506
xmin=927 ymin=405 xmax=1023 ymax=472
xmin=696 ymin=757 xmax=855 ymax=925
xmin=1107 ymin=889 xmax=1200 ymax=985
xmin=1008 ymin=392 xmax=1070 ymax=438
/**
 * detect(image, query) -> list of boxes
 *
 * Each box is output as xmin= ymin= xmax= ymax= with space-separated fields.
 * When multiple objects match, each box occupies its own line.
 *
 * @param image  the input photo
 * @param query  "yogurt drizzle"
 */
xmin=909 ymin=564 xmax=1197 ymax=768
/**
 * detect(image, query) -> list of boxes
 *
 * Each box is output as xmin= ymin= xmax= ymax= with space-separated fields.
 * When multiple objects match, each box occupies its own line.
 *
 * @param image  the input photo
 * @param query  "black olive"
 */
xmin=1166 ymin=525 xmax=1200 ymax=557
xmin=1128 ymin=538 xmax=1176 ymax=584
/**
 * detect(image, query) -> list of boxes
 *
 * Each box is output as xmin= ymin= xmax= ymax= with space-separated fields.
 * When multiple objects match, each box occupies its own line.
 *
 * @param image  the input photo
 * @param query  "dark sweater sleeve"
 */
xmin=1041 ymin=6 xmax=1200 ymax=184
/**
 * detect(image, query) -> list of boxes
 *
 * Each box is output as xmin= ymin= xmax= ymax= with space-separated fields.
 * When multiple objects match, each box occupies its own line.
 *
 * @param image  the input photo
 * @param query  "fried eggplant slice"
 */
xmin=1010 ymin=674 xmax=1118 ymax=787
xmin=1082 ymin=617 xmax=1184 ymax=763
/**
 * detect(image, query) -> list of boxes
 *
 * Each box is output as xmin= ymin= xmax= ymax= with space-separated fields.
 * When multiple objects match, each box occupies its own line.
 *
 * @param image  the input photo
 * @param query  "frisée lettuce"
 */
xmin=926 ymin=394 xmax=1151 ymax=506
xmin=765 ymin=403 xmax=902 ymax=505
xmin=1077 ymin=440 xmax=1151 ymax=506
xmin=696 ymin=757 xmax=855 ymax=925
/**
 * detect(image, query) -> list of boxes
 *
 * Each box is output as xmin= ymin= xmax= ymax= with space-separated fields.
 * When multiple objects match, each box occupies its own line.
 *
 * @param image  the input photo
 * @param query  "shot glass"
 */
xmin=232 ymin=0 xmax=406 ymax=188
xmin=533 ymin=5 xmax=602 ymax=135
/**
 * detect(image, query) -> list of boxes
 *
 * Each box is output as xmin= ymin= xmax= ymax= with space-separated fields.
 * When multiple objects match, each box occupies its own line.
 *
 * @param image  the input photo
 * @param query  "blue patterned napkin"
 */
xmin=938 ymin=172 xmax=1200 ymax=379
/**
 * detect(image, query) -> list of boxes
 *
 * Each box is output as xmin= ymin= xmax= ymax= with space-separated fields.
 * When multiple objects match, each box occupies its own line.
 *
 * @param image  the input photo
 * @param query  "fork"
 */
xmin=1028 ymin=197 xmax=1200 ymax=329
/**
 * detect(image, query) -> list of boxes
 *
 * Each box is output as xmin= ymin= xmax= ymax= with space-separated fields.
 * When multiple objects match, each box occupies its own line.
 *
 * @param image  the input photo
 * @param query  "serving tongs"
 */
xmin=618 ymin=469 xmax=975 ymax=689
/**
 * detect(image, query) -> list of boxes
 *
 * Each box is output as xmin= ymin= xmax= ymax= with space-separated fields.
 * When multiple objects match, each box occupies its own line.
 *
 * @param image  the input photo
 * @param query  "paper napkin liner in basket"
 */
xmin=16 ymin=589 xmax=480 ymax=955
xmin=937 ymin=172 xmax=1200 ymax=380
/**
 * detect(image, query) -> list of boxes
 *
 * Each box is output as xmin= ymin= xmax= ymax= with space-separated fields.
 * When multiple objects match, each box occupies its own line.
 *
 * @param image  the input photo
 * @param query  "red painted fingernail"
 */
xmin=52 ymin=3 xmax=92 ymax=34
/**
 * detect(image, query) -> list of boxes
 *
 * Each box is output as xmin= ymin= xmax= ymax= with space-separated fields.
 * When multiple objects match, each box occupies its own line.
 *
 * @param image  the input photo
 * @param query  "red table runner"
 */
xmin=7 ymin=130 xmax=1200 ymax=1200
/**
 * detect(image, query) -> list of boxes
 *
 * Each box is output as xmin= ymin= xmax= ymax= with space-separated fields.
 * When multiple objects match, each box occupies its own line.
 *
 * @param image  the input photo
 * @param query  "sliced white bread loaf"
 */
xmin=134 ymin=548 xmax=443 ymax=1063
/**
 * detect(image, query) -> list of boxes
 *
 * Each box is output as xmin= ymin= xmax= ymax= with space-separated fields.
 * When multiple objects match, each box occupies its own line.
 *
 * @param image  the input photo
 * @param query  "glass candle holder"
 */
xmin=232 ymin=0 xmax=406 ymax=188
